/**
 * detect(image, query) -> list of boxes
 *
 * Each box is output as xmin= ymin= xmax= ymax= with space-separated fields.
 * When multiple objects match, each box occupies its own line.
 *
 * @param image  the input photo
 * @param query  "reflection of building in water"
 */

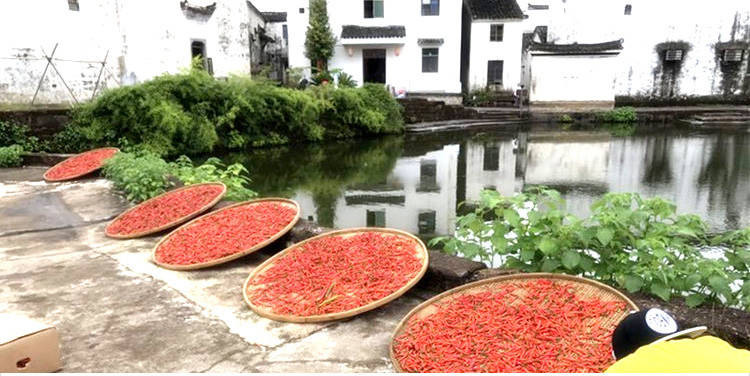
xmin=294 ymin=145 xmax=459 ymax=236
xmin=464 ymin=137 xmax=521 ymax=202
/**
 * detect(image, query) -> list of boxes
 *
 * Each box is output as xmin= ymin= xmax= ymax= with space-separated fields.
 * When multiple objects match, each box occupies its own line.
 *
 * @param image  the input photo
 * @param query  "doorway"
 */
xmin=363 ymin=49 xmax=386 ymax=84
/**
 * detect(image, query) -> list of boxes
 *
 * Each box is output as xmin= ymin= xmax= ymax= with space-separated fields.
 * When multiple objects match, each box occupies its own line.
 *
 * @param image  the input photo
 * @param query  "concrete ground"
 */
xmin=0 ymin=167 xmax=432 ymax=372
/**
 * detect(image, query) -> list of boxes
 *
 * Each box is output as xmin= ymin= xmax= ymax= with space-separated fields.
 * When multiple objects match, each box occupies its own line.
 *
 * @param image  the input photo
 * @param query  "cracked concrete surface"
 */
xmin=0 ymin=167 xmax=430 ymax=372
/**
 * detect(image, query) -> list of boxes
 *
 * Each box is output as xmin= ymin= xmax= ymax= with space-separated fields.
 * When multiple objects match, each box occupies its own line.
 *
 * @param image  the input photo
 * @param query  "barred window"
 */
xmin=422 ymin=48 xmax=439 ymax=73
xmin=68 ymin=0 xmax=79 ymax=11
xmin=490 ymin=24 xmax=504 ymax=41
xmin=364 ymin=0 xmax=384 ymax=18
xmin=664 ymin=49 xmax=683 ymax=61
xmin=421 ymin=0 xmax=439 ymax=16
xmin=723 ymin=49 xmax=744 ymax=62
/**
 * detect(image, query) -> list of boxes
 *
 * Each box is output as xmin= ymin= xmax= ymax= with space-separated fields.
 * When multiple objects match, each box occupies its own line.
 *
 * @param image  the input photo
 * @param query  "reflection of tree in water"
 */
xmin=642 ymin=135 xmax=673 ymax=184
xmin=698 ymin=132 xmax=750 ymax=229
xmin=222 ymin=136 xmax=404 ymax=227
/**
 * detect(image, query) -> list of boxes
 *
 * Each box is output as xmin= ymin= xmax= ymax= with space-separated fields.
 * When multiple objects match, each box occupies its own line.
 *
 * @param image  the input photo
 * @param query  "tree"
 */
xmin=304 ymin=0 xmax=336 ymax=71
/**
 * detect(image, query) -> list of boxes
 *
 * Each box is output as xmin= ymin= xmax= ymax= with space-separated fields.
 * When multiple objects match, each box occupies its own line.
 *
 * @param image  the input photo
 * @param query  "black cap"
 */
xmin=612 ymin=308 xmax=679 ymax=360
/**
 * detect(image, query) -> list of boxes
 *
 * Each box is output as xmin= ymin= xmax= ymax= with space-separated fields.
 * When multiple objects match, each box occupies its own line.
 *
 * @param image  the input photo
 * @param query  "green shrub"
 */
xmin=102 ymin=151 xmax=257 ymax=203
xmin=433 ymin=187 xmax=750 ymax=310
xmin=558 ymin=114 xmax=574 ymax=123
xmin=64 ymin=68 xmax=404 ymax=156
xmin=464 ymin=87 xmax=494 ymax=107
xmin=170 ymin=156 xmax=257 ymax=201
xmin=0 ymin=121 xmax=39 ymax=150
xmin=599 ymin=107 xmax=638 ymax=123
xmin=336 ymin=72 xmax=357 ymax=88
xmin=0 ymin=145 xmax=24 ymax=167
xmin=102 ymin=151 xmax=172 ymax=202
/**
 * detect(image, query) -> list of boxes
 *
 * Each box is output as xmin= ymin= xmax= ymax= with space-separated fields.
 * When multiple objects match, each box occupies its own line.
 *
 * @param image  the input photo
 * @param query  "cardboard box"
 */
xmin=0 ymin=314 xmax=62 ymax=373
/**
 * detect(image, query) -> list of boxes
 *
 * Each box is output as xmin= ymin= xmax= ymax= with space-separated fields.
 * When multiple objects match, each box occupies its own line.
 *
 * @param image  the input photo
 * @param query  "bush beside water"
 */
xmin=61 ymin=69 xmax=404 ymax=157
xmin=433 ymin=187 xmax=750 ymax=310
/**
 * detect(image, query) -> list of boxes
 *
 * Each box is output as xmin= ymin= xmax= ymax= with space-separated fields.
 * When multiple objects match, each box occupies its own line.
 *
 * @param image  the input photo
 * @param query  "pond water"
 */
xmin=224 ymin=124 xmax=750 ymax=239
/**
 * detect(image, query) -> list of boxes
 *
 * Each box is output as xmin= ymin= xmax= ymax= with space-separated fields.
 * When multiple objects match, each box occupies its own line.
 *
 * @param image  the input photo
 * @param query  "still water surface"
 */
xmin=224 ymin=125 xmax=750 ymax=238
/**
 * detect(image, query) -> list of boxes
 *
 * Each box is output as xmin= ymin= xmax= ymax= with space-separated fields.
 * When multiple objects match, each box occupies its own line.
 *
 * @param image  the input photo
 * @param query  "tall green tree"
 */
xmin=304 ymin=0 xmax=336 ymax=71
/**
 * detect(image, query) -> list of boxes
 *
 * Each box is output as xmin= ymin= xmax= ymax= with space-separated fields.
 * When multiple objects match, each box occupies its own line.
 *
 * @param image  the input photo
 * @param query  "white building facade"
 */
xmin=0 ymin=0 xmax=280 ymax=105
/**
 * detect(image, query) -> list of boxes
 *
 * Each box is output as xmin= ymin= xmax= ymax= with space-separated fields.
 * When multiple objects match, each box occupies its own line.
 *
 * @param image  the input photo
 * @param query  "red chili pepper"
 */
xmin=44 ymin=148 xmax=118 ymax=181
xmin=106 ymin=184 xmax=224 ymax=236
xmin=154 ymin=202 xmax=297 ymax=265
xmin=246 ymin=232 xmax=424 ymax=317
xmin=392 ymin=279 xmax=627 ymax=373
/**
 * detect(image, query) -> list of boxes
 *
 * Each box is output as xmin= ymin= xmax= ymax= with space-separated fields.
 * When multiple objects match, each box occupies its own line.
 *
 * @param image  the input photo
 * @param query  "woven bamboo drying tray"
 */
xmin=389 ymin=273 xmax=638 ymax=372
xmin=43 ymin=147 xmax=120 ymax=182
xmin=151 ymin=198 xmax=300 ymax=271
xmin=105 ymin=182 xmax=227 ymax=239
xmin=243 ymin=227 xmax=429 ymax=323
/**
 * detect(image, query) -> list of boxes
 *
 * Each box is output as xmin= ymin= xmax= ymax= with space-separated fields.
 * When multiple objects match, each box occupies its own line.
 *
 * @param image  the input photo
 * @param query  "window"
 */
xmin=664 ymin=49 xmax=683 ymax=61
xmin=421 ymin=0 xmax=439 ymax=16
xmin=282 ymin=24 xmax=288 ymax=42
xmin=422 ymin=48 xmax=439 ymax=73
xmin=483 ymin=144 xmax=499 ymax=171
xmin=299 ymin=7 xmax=305 ymax=13
xmin=419 ymin=159 xmax=438 ymax=191
xmin=723 ymin=49 xmax=744 ymax=62
xmin=364 ymin=0 xmax=384 ymax=18
xmin=624 ymin=4 xmax=632 ymax=15
xmin=490 ymin=24 xmax=504 ymax=41
xmin=418 ymin=210 xmax=437 ymax=234
xmin=67 ymin=0 xmax=79 ymax=11
xmin=487 ymin=60 xmax=503 ymax=86
xmin=366 ymin=210 xmax=386 ymax=227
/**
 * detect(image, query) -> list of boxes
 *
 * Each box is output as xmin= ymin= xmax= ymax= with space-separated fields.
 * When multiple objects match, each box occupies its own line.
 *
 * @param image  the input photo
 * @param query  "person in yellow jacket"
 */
xmin=606 ymin=308 xmax=750 ymax=373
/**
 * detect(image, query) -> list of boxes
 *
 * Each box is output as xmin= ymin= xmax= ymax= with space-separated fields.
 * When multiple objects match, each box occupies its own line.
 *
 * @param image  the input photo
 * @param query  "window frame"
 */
xmin=421 ymin=48 xmax=439 ymax=73
xmin=364 ymin=0 xmax=384 ymax=18
xmin=487 ymin=60 xmax=504 ymax=86
xmin=490 ymin=24 xmax=504 ymax=42
xmin=723 ymin=49 xmax=744 ymax=63
xmin=421 ymin=0 xmax=439 ymax=16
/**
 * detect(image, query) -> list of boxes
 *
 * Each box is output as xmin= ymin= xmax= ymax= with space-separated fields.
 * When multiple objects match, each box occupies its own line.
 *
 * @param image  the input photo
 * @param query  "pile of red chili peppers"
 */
xmin=154 ymin=201 xmax=297 ymax=265
xmin=44 ymin=148 xmax=118 ymax=181
xmin=393 ymin=279 xmax=627 ymax=373
xmin=106 ymin=184 xmax=224 ymax=237
xmin=247 ymin=232 xmax=424 ymax=316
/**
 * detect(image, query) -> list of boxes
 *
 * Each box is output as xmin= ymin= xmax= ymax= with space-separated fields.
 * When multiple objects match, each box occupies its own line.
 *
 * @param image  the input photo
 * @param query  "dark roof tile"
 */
xmin=262 ymin=12 xmax=287 ymax=22
xmin=529 ymin=39 xmax=624 ymax=54
xmin=341 ymin=25 xmax=406 ymax=39
xmin=466 ymin=0 xmax=524 ymax=20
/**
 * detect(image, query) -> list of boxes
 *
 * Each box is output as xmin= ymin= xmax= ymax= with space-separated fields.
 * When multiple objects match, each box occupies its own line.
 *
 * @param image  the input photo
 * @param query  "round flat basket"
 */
xmin=243 ymin=228 xmax=429 ymax=323
xmin=390 ymin=273 xmax=638 ymax=373
xmin=105 ymin=182 xmax=227 ymax=239
xmin=152 ymin=198 xmax=300 ymax=271
xmin=43 ymin=147 xmax=120 ymax=182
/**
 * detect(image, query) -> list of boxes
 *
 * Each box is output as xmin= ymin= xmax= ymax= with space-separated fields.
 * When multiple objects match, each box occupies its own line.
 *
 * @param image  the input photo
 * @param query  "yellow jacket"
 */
xmin=606 ymin=336 xmax=750 ymax=373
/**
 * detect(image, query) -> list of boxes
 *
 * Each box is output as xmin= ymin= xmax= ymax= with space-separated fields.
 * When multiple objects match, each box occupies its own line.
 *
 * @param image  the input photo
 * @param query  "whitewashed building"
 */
xmin=0 ymin=0 xmax=282 ymax=105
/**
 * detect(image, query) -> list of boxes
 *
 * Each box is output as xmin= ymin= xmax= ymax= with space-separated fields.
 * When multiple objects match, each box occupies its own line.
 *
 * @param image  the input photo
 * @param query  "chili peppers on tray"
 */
xmin=247 ymin=232 xmax=425 ymax=317
xmin=106 ymin=184 xmax=225 ymax=238
xmin=44 ymin=148 xmax=119 ymax=181
xmin=154 ymin=201 xmax=298 ymax=266
xmin=392 ymin=279 xmax=627 ymax=373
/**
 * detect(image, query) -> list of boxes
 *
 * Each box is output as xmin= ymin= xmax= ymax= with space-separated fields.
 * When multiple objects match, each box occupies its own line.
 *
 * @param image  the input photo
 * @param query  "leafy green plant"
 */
xmin=0 ymin=145 xmax=24 ymax=167
xmin=61 ymin=65 xmax=403 ymax=156
xmin=336 ymin=72 xmax=357 ymax=88
xmin=558 ymin=114 xmax=574 ymax=123
xmin=0 ymin=121 xmax=39 ymax=150
xmin=305 ymin=0 xmax=336 ymax=70
xmin=102 ymin=151 xmax=172 ymax=203
xmin=102 ymin=151 xmax=258 ymax=203
xmin=432 ymin=188 xmax=750 ymax=310
xmin=599 ymin=107 xmax=638 ymax=123
xmin=463 ymin=87 xmax=494 ymax=107
xmin=170 ymin=156 xmax=257 ymax=201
